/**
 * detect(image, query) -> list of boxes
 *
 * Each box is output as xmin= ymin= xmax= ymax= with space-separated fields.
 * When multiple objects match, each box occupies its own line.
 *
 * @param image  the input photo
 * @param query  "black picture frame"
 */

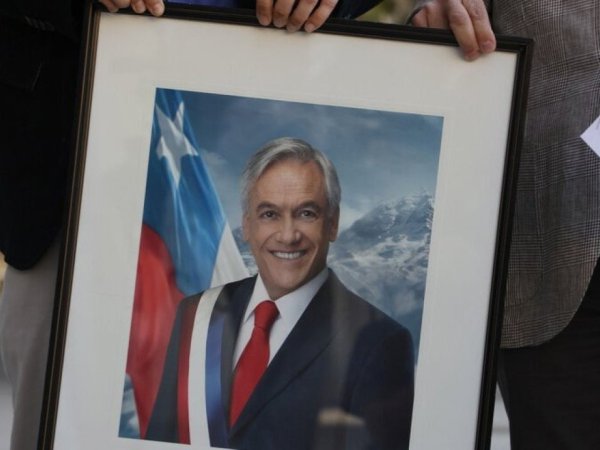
xmin=39 ymin=3 xmax=532 ymax=449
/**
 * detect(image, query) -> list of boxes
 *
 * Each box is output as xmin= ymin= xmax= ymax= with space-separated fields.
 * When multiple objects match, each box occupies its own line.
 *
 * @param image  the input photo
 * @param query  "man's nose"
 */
xmin=277 ymin=217 xmax=300 ymax=244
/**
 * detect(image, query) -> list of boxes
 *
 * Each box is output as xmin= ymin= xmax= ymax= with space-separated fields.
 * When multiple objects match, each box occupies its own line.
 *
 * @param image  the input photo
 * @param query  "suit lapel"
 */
xmin=229 ymin=272 xmax=343 ymax=437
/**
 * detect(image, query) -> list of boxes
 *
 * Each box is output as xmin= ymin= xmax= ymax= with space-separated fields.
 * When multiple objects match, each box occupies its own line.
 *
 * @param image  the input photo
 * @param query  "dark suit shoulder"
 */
xmin=338 ymin=290 xmax=414 ymax=375
xmin=327 ymin=271 xmax=413 ymax=343
xmin=324 ymin=272 xmax=415 ymax=450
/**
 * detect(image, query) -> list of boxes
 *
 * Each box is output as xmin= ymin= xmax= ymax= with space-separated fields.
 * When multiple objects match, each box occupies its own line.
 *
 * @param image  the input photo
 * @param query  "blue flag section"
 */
xmin=121 ymin=89 xmax=247 ymax=439
xmin=145 ymin=89 xmax=228 ymax=294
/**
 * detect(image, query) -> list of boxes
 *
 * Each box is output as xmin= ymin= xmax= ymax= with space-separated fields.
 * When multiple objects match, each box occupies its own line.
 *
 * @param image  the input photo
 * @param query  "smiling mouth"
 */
xmin=271 ymin=251 xmax=306 ymax=260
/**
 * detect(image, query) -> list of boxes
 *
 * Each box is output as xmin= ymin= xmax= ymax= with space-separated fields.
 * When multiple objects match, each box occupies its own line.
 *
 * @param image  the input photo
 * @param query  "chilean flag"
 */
xmin=121 ymin=88 xmax=248 ymax=438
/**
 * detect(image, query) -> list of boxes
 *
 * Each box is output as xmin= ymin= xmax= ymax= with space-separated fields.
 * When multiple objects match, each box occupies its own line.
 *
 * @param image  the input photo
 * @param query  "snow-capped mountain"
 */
xmin=329 ymin=192 xmax=433 ymax=351
xmin=233 ymin=191 xmax=434 ymax=353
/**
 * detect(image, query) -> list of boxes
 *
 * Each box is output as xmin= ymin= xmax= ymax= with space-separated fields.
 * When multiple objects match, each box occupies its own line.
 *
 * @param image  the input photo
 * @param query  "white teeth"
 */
xmin=272 ymin=251 xmax=303 ymax=260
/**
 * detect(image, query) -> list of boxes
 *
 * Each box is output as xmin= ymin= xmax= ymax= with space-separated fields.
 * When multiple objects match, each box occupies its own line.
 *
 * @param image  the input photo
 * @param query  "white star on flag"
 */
xmin=155 ymin=102 xmax=199 ymax=186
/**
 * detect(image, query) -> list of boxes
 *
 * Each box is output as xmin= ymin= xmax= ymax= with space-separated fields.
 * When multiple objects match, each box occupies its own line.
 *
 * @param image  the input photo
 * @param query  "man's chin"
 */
xmin=262 ymin=274 xmax=308 ymax=300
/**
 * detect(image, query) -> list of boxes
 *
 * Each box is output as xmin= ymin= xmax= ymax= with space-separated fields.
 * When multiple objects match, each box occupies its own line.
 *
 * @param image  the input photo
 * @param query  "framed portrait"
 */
xmin=40 ymin=3 xmax=532 ymax=450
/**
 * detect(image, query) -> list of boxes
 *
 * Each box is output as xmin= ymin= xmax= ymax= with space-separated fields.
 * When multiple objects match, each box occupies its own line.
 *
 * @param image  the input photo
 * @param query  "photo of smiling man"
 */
xmin=145 ymin=137 xmax=415 ymax=450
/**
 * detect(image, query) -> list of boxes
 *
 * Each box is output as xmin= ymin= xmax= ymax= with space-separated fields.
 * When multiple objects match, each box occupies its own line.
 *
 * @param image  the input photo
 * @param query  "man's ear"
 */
xmin=328 ymin=209 xmax=340 ymax=242
xmin=242 ymin=214 xmax=250 ymax=241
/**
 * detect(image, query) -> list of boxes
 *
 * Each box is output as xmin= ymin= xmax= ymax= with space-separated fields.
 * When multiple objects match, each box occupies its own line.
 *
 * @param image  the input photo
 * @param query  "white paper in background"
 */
xmin=581 ymin=115 xmax=600 ymax=157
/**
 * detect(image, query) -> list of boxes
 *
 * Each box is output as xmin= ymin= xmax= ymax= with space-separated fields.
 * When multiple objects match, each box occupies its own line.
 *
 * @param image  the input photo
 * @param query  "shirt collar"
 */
xmin=244 ymin=268 xmax=329 ymax=327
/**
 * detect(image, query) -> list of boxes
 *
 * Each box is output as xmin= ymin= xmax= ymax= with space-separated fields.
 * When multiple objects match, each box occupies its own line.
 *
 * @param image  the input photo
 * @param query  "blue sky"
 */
xmin=180 ymin=90 xmax=443 ymax=230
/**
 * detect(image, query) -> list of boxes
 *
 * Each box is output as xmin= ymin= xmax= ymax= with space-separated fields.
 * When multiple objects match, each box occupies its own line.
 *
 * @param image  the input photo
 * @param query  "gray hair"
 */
xmin=241 ymin=137 xmax=341 ymax=217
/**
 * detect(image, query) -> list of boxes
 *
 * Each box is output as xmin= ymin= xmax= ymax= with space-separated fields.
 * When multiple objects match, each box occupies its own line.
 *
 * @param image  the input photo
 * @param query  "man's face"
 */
xmin=243 ymin=159 xmax=339 ymax=300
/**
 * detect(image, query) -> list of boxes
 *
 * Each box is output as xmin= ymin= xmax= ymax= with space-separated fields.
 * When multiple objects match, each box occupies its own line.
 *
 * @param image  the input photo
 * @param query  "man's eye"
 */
xmin=299 ymin=210 xmax=317 ymax=219
xmin=260 ymin=210 xmax=277 ymax=219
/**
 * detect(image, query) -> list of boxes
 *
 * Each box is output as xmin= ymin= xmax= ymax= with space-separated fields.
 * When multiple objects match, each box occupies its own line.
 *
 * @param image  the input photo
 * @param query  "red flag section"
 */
xmin=126 ymin=224 xmax=184 ymax=437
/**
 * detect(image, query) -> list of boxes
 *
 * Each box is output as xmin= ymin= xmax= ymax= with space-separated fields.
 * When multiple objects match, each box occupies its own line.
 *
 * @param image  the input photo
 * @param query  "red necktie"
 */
xmin=229 ymin=300 xmax=279 ymax=426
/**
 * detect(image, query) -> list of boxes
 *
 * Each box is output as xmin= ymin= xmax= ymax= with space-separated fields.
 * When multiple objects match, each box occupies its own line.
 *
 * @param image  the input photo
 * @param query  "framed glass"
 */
xmin=40 ymin=3 xmax=531 ymax=449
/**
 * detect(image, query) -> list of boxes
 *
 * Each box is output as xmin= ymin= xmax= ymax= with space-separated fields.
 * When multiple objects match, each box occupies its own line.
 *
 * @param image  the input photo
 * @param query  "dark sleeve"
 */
xmin=349 ymin=327 xmax=415 ymax=450
xmin=0 ymin=16 xmax=80 ymax=269
xmin=333 ymin=0 xmax=383 ymax=19
xmin=0 ymin=0 xmax=82 ymax=39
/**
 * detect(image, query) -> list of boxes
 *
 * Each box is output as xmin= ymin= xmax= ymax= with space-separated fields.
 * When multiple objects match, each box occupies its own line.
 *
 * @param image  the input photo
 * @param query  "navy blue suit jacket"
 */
xmin=147 ymin=271 xmax=414 ymax=450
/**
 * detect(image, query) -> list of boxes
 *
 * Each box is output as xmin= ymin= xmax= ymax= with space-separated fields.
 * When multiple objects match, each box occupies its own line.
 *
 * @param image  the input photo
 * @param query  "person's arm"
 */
xmin=411 ymin=0 xmax=496 ymax=61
